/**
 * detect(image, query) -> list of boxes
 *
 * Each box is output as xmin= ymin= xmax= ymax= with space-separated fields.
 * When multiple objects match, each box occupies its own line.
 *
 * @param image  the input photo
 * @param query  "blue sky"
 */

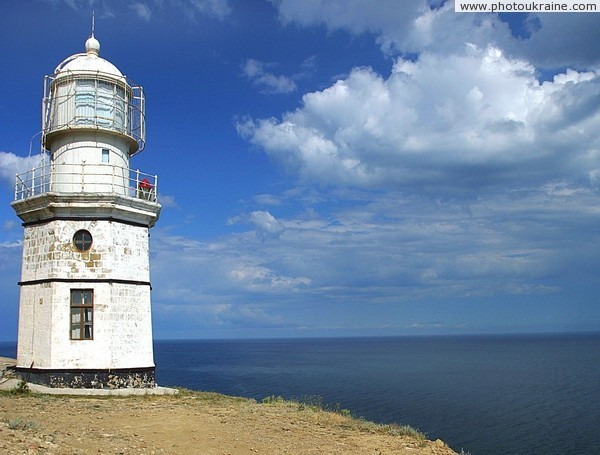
xmin=1 ymin=0 xmax=600 ymax=341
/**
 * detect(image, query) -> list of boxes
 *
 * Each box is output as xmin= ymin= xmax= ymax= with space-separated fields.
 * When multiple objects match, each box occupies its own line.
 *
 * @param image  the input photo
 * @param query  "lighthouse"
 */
xmin=11 ymin=32 xmax=161 ymax=388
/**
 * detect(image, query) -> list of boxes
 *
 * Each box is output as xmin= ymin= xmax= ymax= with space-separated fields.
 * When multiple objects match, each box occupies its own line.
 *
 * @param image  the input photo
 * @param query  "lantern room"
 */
xmin=42 ymin=35 xmax=145 ymax=155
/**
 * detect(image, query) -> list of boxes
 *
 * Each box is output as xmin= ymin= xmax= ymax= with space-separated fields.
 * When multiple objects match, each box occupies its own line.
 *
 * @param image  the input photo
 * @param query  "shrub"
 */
xmin=262 ymin=394 xmax=285 ymax=404
xmin=297 ymin=394 xmax=324 ymax=411
xmin=6 ymin=417 xmax=40 ymax=431
xmin=387 ymin=423 xmax=425 ymax=439
xmin=12 ymin=379 xmax=30 ymax=395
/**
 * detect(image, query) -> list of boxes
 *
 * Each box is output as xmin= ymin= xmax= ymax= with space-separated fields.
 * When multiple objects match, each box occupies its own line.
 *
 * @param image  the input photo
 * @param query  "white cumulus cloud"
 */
xmin=129 ymin=2 xmax=152 ymax=21
xmin=272 ymin=0 xmax=600 ymax=67
xmin=229 ymin=210 xmax=286 ymax=240
xmin=242 ymin=59 xmax=297 ymax=94
xmin=0 ymin=152 xmax=48 ymax=189
xmin=238 ymin=45 xmax=600 ymax=193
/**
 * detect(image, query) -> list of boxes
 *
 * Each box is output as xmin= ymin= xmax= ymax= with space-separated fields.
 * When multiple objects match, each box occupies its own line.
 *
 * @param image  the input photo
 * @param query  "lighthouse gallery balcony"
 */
xmin=13 ymin=162 xmax=158 ymax=202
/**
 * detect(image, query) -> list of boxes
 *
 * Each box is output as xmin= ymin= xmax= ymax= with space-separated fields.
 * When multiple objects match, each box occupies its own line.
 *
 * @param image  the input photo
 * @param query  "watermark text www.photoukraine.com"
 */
xmin=455 ymin=0 xmax=599 ymax=12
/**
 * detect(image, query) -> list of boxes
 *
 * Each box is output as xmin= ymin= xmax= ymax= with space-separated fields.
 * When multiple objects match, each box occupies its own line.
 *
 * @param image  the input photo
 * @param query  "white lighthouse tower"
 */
xmin=11 ymin=32 xmax=161 ymax=388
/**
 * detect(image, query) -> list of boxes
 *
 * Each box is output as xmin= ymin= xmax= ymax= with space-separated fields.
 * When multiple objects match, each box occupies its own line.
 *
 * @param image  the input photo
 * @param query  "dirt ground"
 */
xmin=0 ymin=389 xmax=458 ymax=455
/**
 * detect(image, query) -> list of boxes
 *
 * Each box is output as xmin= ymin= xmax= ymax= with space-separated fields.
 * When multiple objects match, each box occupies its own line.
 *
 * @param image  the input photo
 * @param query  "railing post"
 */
xmin=44 ymin=158 xmax=49 ymax=194
xmin=135 ymin=169 xmax=140 ymax=199
xmin=49 ymin=161 xmax=54 ymax=193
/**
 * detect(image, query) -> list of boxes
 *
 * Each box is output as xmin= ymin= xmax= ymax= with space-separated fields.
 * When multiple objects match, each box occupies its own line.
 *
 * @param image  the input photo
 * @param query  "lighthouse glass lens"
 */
xmin=73 ymin=230 xmax=93 ymax=252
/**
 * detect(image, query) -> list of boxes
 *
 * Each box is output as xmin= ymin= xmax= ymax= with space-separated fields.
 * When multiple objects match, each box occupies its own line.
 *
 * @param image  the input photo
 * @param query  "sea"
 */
xmin=1 ymin=332 xmax=599 ymax=455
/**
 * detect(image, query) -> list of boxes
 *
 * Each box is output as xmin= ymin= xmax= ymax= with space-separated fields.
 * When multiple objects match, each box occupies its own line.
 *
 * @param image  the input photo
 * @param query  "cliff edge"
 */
xmin=0 ymin=389 xmax=458 ymax=454
xmin=1 ymin=357 xmax=458 ymax=454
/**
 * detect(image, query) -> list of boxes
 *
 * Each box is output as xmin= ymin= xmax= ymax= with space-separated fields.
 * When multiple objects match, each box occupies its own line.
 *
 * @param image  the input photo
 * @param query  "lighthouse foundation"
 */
xmin=12 ymin=366 xmax=156 ymax=389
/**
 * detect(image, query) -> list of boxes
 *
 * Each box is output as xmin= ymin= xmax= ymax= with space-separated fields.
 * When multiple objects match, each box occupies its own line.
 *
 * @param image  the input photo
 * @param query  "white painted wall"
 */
xmin=16 ymin=219 xmax=155 ymax=370
xmin=50 ymin=131 xmax=131 ymax=195
xmin=20 ymin=219 xmax=150 ymax=283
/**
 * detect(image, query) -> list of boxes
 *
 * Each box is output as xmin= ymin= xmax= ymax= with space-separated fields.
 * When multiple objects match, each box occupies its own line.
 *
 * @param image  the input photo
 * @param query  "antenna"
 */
xmin=91 ymin=11 xmax=95 ymax=37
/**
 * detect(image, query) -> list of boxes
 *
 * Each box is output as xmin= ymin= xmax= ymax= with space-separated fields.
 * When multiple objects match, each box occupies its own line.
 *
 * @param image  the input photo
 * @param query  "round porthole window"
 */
xmin=73 ymin=230 xmax=93 ymax=252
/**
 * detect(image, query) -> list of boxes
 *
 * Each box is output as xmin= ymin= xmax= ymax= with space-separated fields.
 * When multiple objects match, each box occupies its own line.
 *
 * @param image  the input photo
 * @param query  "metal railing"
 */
xmin=14 ymin=162 xmax=158 ymax=203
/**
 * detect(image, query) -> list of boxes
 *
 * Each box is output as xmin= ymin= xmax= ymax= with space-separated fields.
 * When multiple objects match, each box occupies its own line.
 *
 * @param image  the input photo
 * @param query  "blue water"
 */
xmin=2 ymin=333 xmax=599 ymax=454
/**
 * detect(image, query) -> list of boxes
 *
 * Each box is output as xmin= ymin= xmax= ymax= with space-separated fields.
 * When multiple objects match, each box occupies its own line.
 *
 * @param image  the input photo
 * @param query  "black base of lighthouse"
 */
xmin=13 ymin=366 xmax=156 ymax=389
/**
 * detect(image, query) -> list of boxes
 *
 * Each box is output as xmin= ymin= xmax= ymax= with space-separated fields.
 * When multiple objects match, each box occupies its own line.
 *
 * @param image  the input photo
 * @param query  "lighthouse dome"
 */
xmin=54 ymin=35 xmax=124 ymax=79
